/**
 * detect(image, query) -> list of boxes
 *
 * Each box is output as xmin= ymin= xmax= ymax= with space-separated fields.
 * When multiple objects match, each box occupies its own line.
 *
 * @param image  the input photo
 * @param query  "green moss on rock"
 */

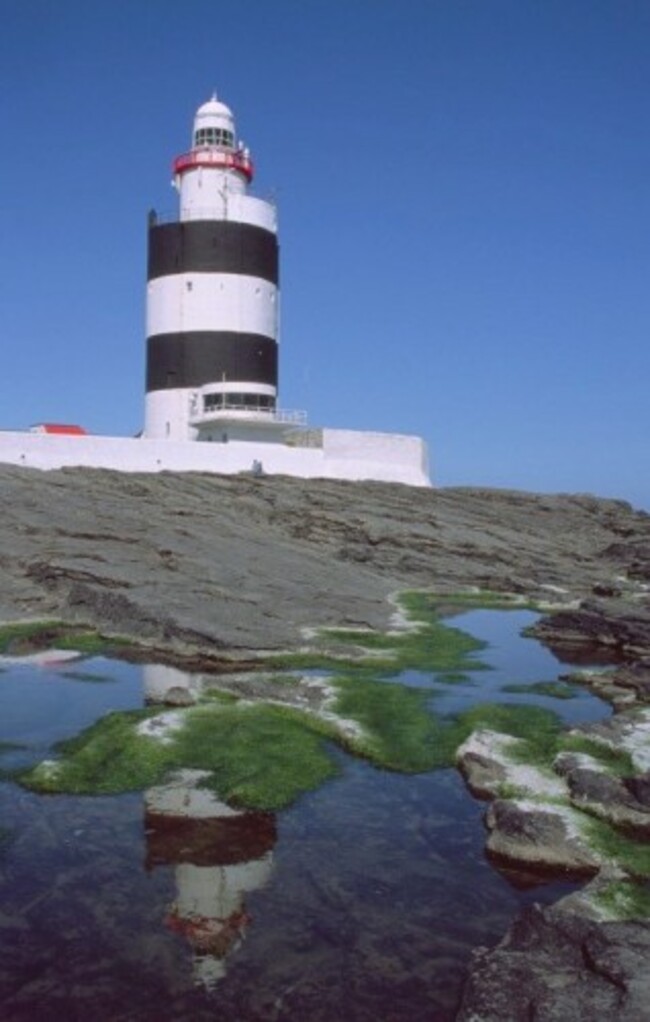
xmin=593 ymin=879 xmax=650 ymax=919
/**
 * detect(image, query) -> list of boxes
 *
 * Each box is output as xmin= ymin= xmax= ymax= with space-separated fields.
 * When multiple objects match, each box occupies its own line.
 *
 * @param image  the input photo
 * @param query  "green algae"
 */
xmin=19 ymin=591 xmax=496 ymax=807
xmin=268 ymin=590 xmax=489 ymax=678
xmin=592 ymin=879 xmax=650 ymax=919
xmin=14 ymin=589 xmax=606 ymax=816
xmin=0 ymin=620 xmax=130 ymax=657
xmin=24 ymin=708 xmax=168 ymax=795
xmin=20 ymin=682 xmax=567 ymax=808
xmin=584 ymin=818 xmax=650 ymax=878
xmin=502 ymin=680 xmax=578 ymax=700
xmin=559 ymin=735 xmax=636 ymax=777
xmin=21 ymin=703 xmax=340 ymax=811
xmin=0 ymin=620 xmax=63 ymax=653
xmin=333 ymin=675 xmax=460 ymax=771
xmin=463 ymin=703 xmax=563 ymax=766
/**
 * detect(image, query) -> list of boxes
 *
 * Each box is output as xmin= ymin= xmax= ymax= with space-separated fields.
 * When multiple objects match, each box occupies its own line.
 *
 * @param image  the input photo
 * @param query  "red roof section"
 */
xmin=31 ymin=423 xmax=88 ymax=436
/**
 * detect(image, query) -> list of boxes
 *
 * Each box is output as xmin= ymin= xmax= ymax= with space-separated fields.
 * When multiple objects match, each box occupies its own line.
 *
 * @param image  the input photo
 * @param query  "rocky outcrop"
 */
xmin=531 ymin=599 xmax=650 ymax=660
xmin=1 ymin=466 xmax=649 ymax=656
xmin=555 ymin=751 xmax=650 ymax=835
xmin=563 ymin=660 xmax=650 ymax=710
xmin=484 ymin=799 xmax=601 ymax=875
xmin=455 ymin=711 xmax=650 ymax=1018
xmin=456 ymin=731 xmax=602 ymax=875
xmin=3 ymin=466 xmax=650 ymax=1017
xmin=457 ymin=888 xmax=650 ymax=1022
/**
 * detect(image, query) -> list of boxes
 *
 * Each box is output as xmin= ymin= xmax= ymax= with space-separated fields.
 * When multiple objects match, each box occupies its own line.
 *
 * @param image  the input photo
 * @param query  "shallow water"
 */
xmin=421 ymin=609 xmax=611 ymax=725
xmin=0 ymin=612 xmax=611 ymax=1021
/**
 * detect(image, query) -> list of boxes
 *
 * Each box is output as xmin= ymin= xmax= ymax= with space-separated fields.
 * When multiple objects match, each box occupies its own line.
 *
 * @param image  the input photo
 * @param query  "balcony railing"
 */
xmin=189 ymin=403 xmax=307 ymax=427
xmin=173 ymin=148 xmax=254 ymax=181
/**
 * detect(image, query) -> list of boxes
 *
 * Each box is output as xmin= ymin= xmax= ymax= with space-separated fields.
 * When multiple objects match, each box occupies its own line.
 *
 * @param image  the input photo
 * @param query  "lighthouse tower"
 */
xmin=144 ymin=96 xmax=280 ymax=441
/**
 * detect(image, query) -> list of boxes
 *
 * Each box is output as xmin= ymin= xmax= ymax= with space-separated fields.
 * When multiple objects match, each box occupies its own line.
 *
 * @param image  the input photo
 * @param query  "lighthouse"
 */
xmin=144 ymin=95 xmax=280 ymax=442
xmin=0 ymin=95 xmax=429 ymax=484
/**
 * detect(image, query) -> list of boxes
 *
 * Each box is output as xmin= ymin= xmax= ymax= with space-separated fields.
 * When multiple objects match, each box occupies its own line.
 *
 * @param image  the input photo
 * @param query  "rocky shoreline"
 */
xmin=3 ymin=465 xmax=650 ymax=1019
xmin=455 ymin=657 xmax=650 ymax=1020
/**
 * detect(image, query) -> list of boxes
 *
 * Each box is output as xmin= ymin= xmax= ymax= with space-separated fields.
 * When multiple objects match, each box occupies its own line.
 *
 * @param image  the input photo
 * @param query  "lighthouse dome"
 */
xmin=193 ymin=95 xmax=236 ymax=149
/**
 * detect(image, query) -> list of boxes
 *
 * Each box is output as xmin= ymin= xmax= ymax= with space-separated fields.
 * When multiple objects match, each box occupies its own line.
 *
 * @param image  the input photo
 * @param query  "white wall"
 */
xmin=147 ymin=274 xmax=278 ymax=337
xmin=0 ymin=429 xmax=431 ymax=487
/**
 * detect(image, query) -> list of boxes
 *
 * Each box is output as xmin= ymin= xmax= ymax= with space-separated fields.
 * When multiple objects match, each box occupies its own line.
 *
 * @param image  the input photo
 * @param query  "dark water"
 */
xmin=0 ymin=613 xmax=610 ymax=1021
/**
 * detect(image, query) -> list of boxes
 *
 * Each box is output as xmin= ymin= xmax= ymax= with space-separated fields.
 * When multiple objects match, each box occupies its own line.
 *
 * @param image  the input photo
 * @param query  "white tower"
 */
xmin=145 ymin=769 xmax=276 ymax=990
xmin=144 ymin=95 xmax=280 ymax=442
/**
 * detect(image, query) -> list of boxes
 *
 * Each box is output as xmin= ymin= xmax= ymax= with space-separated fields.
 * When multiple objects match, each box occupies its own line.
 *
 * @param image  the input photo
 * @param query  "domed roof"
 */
xmin=195 ymin=94 xmax=233 ymax=121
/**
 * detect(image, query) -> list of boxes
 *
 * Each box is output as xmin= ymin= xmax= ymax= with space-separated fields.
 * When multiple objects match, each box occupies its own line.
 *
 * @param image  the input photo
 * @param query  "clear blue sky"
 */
xmin=1 ymin=0 xmax=649 ymax=506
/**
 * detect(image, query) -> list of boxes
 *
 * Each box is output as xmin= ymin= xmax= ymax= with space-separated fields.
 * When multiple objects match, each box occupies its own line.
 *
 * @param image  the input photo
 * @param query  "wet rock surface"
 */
xmin=457 ymin=894 xmax=650 ymax=1022
xmin=484 ymin=799 xmax=601 ymax=876
xmin=556 ymin=755 xmax=650 ymax=834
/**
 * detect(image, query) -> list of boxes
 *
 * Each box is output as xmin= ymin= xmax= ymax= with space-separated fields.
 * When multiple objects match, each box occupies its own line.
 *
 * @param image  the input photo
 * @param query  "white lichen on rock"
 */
xmin=136 ymin=710 xmax=186 ymax=744
xmin=567 ymin=707 xmax=650 ymax=772
xmin=31 ymin=758 xmax=61 ymax=780
xmin=456 ymin=728 xmax=566 ymax=800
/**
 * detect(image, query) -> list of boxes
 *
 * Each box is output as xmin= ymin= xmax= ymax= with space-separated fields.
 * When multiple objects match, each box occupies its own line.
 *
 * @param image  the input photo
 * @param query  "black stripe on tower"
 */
xmin=146 ymin=333 xmax=278 ymax=391
xmin=148 ymin=222 xmax=278 ymax=284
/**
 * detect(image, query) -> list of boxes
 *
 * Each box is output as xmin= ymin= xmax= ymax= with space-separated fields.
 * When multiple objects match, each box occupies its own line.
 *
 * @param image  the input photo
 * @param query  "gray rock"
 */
xmin=563 ymin=766 xmax=650 ymax=835
xmin=531 ymin=600 xmax=650 ymax=661
xmin=1 ymin=467 xmax=649 ymax=656
xmin=457 ymin=900 xmax=650 ymax=1021
xmin=456 ymin=749 xmax=508 ymax=801
xmin=162 ymin=685 xmax=197 ymax=707
xmin=484 ymin=799 xmax=600 ymax=875
xmin=624 ymin=772 xmax=650 ymax=807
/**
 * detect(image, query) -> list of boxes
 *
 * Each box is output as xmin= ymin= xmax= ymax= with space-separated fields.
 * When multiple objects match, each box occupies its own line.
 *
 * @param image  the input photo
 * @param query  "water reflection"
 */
xmin=0 ymin=612 xmax=619 ymax=1020
xmin=143 ymin=663 xmax=202 ymax=705
xmin=144 ymin=769 xmax=276 ymax=990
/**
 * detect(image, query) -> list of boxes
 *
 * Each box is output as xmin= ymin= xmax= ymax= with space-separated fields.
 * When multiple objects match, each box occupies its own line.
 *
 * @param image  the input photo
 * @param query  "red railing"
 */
xmin=173 ymin=149 xmax=254 ymax=182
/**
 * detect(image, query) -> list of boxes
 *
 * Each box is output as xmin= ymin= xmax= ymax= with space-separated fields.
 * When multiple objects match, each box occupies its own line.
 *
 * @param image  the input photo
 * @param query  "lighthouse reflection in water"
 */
xmin=142 ymin=665 xmax=276 ymax=990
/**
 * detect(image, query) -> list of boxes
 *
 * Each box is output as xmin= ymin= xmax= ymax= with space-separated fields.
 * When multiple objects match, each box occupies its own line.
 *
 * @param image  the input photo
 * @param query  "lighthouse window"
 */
xmin=203 ymin=393 xmax=275 ymax=412
xmin=194 ymin=127 xmax=234 ymax=148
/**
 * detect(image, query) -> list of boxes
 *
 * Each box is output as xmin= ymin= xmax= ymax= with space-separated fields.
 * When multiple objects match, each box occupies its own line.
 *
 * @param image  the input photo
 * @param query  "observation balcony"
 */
xmin=189 ymin=400 xmax=307 ymax=433
xmin=173 ymin=148 xmax=254 ymax=182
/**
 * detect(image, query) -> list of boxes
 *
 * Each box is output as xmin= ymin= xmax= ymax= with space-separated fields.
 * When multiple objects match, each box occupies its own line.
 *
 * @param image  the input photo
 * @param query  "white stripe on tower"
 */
xmin=146 ymin=275 xmax=277 ymax=338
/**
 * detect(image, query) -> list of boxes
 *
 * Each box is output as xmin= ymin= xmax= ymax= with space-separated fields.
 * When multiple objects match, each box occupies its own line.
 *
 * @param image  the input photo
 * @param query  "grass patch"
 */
xmin=267 ymin=592 xmax=489 ymax=679
xmin=325 ymin=620 xmax=485 ymax=673
xmin=459 ymin=702 xmax=563 ymax=768
xmin=174 ymin=705 xmax=339 ymax=809
xmin=0 ymin=620 xmax=64 ymax=653
xmin=262 ymin=651 xmax=354 ymax=672
xmin=22 ymin=708 xmax=168 ymax=794
xmin=559 ymin=734 xmax=636 ymax=777
xmin=502 ymin=680 xmax=578 ymax=700
xmin=437 ymin=671 xmax=475 ymax=685
xmin=584 ymin=817 xmax=650 ymax=878
xmin=593 ymin=879 xmax=650 ymax=919
xmin=20 ymin=702 xmax=340 ymax=811
xmin=0 ymin=620 xmax=130 ymax=657
xmin=333 ymin=675 xmax=461 ymax=771
xmin=14 ymin=590 xmax=589 ymax=811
